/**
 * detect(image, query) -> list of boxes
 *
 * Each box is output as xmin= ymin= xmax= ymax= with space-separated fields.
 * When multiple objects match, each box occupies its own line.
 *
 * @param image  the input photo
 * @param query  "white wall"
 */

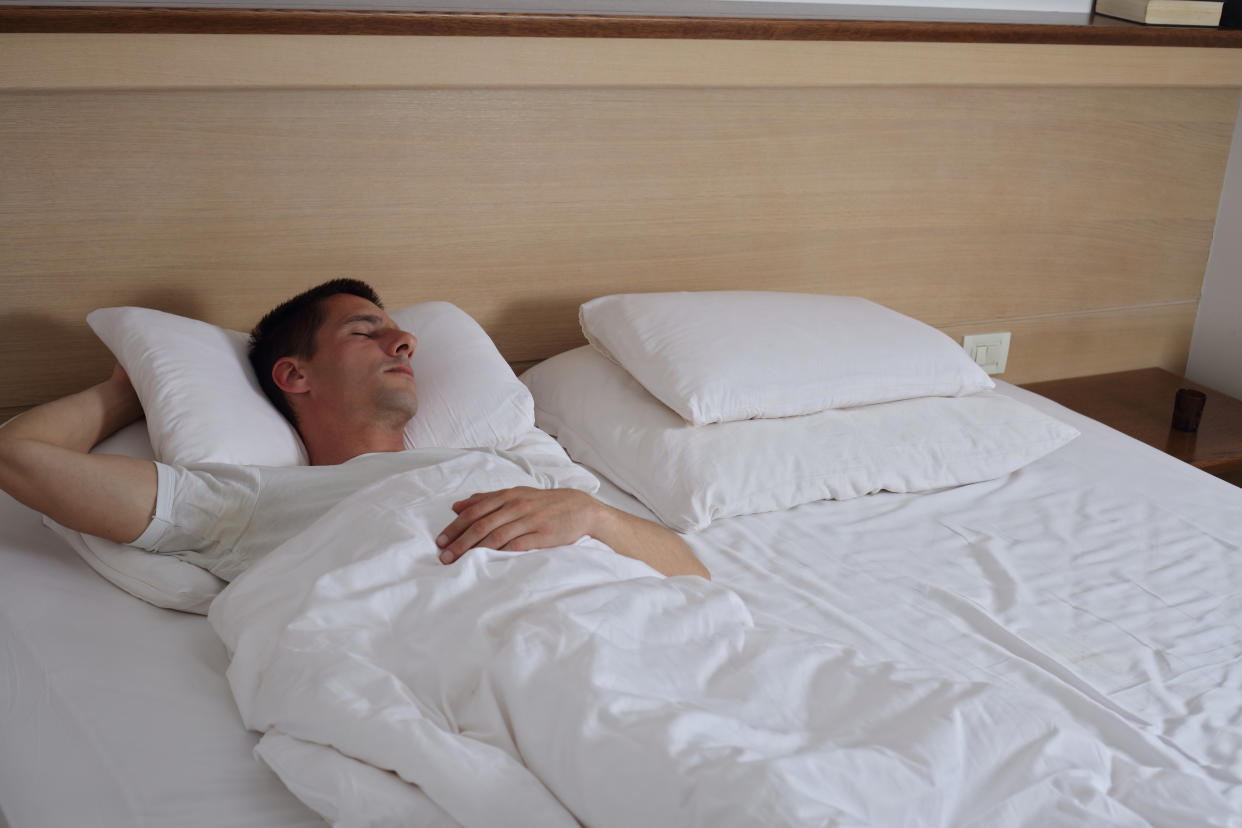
xmin=1186 ymin=93 xmax=1242 ymax=400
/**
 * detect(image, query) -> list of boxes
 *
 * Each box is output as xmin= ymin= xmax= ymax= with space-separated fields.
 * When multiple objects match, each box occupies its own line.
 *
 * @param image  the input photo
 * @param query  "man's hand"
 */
xmin=436 ymin=487 xmax=601 ymax=562
xmin=435 ymin=486 xmax=710 ymax=579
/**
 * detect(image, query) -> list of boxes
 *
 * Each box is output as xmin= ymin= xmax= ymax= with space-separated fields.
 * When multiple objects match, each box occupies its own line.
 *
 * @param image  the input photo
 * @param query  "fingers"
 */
xmin=435 ymin=487 xmax=597 ymax=565
xmin=450 ymin=491 xmax=488 ymax=514
xmin=437 ymin=488 xmax=533 ymax=564
xmin=447 ymin=511 xmax=530 ymax=562
xmin=440 ymin=489 xmax=520 ymax=545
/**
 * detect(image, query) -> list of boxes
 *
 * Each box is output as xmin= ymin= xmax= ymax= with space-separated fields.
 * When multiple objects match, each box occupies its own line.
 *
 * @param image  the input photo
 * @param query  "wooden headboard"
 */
xmin=2 ymin=31 xmax=1240 ymax=419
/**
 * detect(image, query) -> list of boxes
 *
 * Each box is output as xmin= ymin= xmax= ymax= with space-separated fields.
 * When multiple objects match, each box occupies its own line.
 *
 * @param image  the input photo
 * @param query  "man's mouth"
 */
xmin=384 ymin=364 xmax=415 ymax=379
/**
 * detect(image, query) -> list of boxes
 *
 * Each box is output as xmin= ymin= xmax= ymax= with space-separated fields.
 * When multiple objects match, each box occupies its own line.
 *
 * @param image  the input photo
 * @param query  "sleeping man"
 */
xmin=0 ymin=279 xmax=708 ymax=582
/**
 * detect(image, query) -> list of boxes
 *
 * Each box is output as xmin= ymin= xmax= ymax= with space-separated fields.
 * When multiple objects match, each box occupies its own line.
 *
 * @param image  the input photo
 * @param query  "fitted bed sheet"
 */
xmin=0 ymin=488 xmax=327 ymax=828
xmin=1 ymin=381 xmax=1239 ymax=826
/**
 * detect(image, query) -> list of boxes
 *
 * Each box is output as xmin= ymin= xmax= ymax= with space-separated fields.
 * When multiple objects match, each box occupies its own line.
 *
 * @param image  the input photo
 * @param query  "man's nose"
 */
xmin=391 ymin=329 xmax=417 ymax=357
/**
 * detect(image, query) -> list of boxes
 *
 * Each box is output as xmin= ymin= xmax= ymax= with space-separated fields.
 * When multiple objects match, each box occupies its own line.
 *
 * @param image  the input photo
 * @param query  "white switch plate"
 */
xmin=962 ymin=332 xmax=1011 ymax=375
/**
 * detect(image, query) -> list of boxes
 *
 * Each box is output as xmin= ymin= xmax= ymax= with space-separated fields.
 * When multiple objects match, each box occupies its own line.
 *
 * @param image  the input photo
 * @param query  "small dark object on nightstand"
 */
xmin=1172 ymin=388 xmax=1206 ymax=432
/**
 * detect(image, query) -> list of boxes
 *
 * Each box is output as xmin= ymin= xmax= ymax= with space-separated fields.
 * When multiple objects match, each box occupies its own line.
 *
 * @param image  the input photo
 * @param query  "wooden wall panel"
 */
xmin=1 ymin=64 xmax=1237 ymax=412
xmin=938 ymin=302 xmax=1198 ymax=385
xmin=4 ymin=34 xmax=1242 ymax=90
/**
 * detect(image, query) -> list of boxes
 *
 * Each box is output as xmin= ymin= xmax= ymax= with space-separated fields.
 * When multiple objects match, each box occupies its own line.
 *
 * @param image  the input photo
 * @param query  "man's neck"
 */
xmin=299 ymin=415 xmax=408 ymax=466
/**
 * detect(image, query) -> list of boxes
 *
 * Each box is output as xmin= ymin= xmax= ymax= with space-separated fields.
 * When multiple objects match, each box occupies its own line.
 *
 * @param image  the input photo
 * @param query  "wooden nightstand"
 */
xmin=1022 ymin=368 xmax=1242 ymax=482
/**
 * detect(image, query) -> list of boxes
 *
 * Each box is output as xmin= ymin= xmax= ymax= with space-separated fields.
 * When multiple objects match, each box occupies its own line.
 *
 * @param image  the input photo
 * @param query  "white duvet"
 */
xmin=210 ymin=451 xmax=1239 ymax=827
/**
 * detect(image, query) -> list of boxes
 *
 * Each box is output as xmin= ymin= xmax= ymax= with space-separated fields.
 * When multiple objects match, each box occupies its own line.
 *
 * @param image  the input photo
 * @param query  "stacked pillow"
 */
xmin=522 ymin=291 xmax=1079 ymax=532
xmin=49 ymin=301 xmax=594 ymax=613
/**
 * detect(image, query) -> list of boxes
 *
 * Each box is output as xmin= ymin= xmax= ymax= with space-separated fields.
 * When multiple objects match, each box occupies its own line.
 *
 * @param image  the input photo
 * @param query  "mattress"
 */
xmin=0 ymin=491 xmax=326 ymax=827
xmin=1 ymin=381 xmax=1239 ymax=826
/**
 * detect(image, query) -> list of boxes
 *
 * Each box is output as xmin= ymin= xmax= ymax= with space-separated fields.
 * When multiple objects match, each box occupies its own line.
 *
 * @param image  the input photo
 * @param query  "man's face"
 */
xmin=297 ymin=293 xmax=419 ymax=427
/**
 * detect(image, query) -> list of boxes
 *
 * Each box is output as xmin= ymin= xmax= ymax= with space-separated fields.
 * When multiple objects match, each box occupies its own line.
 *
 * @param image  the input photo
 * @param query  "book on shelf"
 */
xmin=1222 ymin=0 xmax=1242 ymax=26
xmin=1094 ymin=0 xmax=1223 ymax=24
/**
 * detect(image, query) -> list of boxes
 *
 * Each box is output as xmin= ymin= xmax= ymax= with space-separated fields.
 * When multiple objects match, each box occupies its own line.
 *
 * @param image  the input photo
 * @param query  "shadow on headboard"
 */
xmin=1 ymin=34 xmax=1238 ymax=419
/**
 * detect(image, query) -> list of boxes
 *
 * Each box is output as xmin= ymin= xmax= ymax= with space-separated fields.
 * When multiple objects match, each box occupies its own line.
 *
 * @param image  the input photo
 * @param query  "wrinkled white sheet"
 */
xmin=209 ymin=448 xmax=1242 ymax=827
xmin=678 ymin=385 xmax=1242 ymax=814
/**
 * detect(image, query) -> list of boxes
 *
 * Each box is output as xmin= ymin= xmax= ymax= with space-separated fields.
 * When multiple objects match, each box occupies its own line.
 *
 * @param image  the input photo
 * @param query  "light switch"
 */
xmin=962 ymin=332 xmax=1011 ymax=375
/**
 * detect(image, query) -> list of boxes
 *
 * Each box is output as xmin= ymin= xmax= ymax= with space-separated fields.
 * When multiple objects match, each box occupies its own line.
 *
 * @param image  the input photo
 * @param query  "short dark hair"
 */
xmin=249 ymin=279 xmax=383 ymax=425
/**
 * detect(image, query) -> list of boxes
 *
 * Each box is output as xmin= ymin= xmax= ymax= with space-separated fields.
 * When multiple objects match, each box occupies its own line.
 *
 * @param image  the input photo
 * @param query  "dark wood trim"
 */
xmin=2 ymin=6 xmax=1242 ymax=45
xmin=1024 ymin=368 xmax=1242 ymax=475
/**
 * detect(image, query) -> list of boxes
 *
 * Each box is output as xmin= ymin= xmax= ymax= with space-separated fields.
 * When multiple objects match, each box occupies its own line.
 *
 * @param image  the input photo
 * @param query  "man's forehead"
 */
xmin=321 ymin=293 xmax=391 ymax=325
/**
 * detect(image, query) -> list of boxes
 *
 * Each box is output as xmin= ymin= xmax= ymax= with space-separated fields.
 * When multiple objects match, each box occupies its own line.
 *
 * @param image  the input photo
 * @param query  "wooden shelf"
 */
xmin=2 ymin=6 xmax=1241 ymax=45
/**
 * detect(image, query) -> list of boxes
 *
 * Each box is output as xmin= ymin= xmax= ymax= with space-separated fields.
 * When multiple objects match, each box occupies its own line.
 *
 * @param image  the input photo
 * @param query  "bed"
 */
xmin=2 ymin=15 xmax=1242 ymax=828
xmin=2 ymin=289 xmax=1242 ymax=827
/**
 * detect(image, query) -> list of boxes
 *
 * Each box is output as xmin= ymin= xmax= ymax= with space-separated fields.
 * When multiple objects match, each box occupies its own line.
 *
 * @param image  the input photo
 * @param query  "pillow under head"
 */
xmin=87 ymin=301 xmax=534 ymax=467
xmin=580 ymin=292 xmax=995 ymax=426
xmin=50 ymin=300 xmax=577 ymax=613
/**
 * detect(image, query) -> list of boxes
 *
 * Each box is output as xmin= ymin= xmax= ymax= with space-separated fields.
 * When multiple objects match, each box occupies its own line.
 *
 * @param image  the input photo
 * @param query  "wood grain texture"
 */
xmin=0 ymin=80 xmax=1235 ymax=409
xmin=940 ymin=302 xmax=1198 ymax=385
xmin=3 ymin=7 xmax=1242 ymax=47
xmin=5 ymin=33 xmax=1242 ymax=90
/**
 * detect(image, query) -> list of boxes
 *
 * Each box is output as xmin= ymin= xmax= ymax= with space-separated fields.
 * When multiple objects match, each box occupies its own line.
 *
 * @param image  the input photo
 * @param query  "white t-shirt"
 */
xmin=130 ymin=439 xmax=599 ymax=582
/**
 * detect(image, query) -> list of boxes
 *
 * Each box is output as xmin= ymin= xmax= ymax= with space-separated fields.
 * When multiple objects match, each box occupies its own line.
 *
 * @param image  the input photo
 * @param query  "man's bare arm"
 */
xmin=436 ymin=487 xmax=710 ymax=579
xmin=0 ymin=365 xmax=156 ymax=543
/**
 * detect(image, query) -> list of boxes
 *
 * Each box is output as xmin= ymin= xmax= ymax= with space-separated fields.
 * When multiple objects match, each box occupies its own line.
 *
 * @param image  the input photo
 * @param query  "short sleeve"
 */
xmin=129 ymin=461 xmax=261 ymax=559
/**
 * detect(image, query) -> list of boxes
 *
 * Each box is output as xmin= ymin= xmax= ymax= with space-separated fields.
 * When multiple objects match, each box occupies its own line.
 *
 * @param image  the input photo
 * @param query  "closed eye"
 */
xmin=341 ymin=313 xmax=386 ymax=337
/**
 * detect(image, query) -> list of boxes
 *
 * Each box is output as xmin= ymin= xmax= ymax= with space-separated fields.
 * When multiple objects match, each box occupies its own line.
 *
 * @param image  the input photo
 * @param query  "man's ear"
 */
xmin=272 ymin=357 xmax=309 ymax=395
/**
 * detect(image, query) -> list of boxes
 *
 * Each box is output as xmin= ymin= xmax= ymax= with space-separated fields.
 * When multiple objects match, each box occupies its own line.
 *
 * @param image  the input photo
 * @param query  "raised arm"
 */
xmin=436 ymin=487 xmax=710 ymax=579
xmin=0 ymin=365 xmax=157 ymax=544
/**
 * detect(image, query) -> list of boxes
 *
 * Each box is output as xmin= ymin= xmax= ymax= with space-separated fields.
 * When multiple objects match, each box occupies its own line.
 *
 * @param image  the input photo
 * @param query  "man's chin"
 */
xmin=377 ymin=390 xmax=418 ymax=425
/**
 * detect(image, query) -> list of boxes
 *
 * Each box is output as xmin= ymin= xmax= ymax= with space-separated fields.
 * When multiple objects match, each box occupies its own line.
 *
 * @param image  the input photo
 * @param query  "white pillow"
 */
xmin=391 ymin=303 xmax=534 ymax=453
xmin=43 ymin=421 xmax=226 ymax=614
xmin=43 ymin=422 xmax=596 ymax=614
xmin=580 ymin=292 xmax=995 ymax=426
xmin=522 ymin=346 xmax=1078 ymax=532
xmin=87 ymin=301 xmax=534 ymax=466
